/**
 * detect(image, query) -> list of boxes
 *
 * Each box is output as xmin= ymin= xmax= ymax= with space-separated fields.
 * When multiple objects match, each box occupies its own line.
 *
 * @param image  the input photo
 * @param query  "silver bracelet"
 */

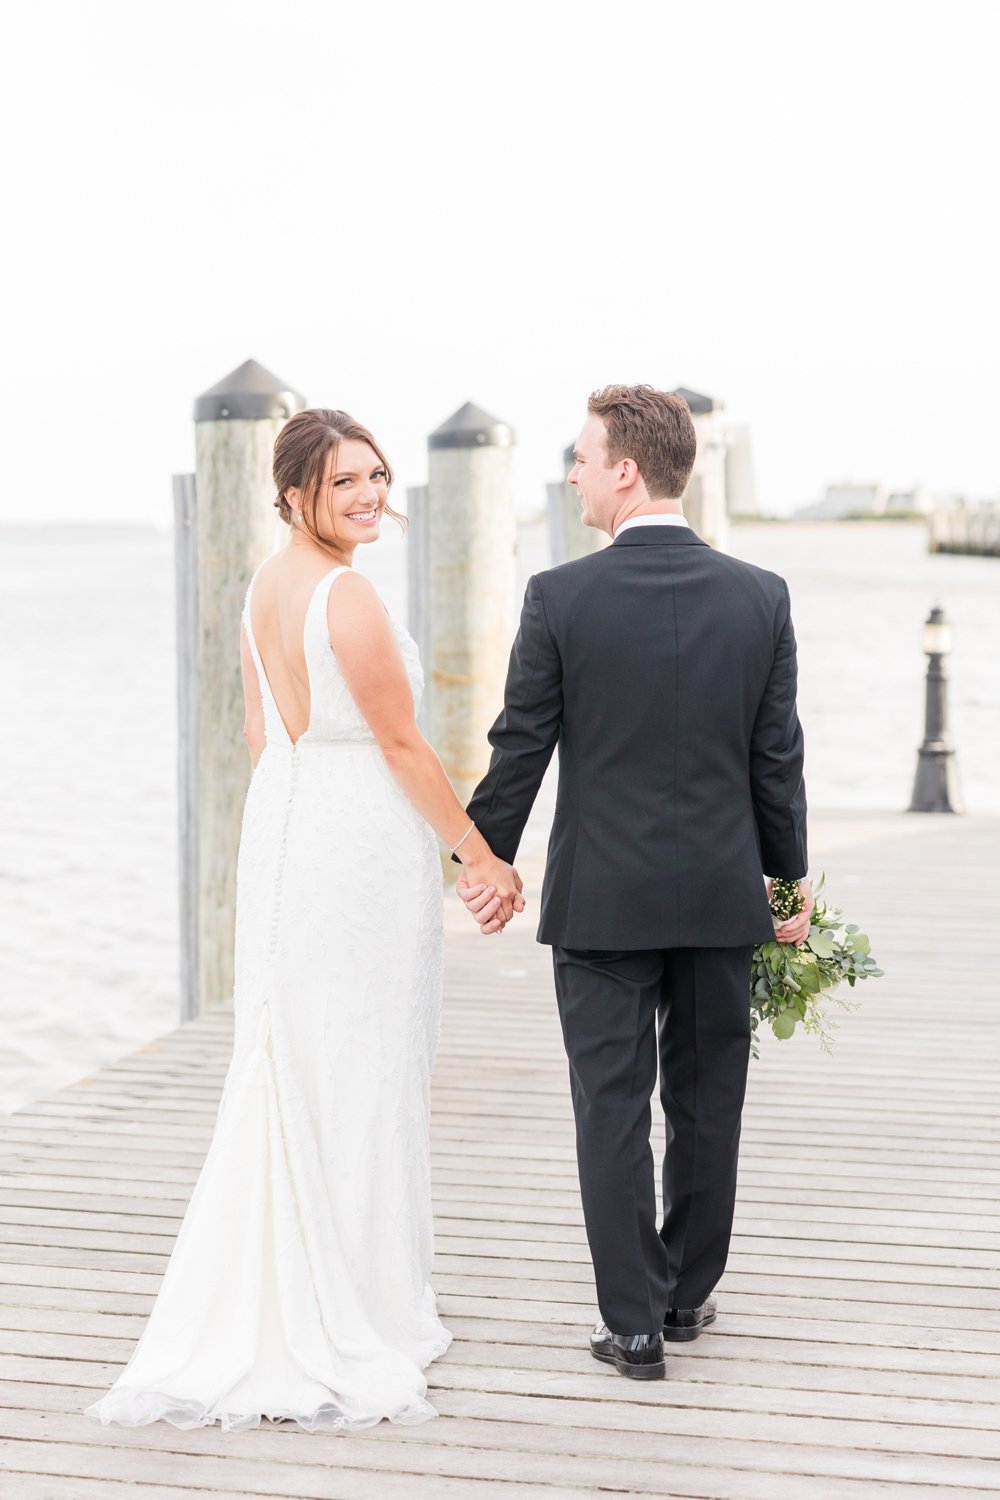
xmin=450 ymin=821 xmax=476 ymax=856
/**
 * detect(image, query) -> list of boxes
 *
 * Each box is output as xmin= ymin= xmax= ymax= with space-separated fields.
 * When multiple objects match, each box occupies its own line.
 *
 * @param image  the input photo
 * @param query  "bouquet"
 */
xmin=750 ymin=875 xmax=883 ymax=1056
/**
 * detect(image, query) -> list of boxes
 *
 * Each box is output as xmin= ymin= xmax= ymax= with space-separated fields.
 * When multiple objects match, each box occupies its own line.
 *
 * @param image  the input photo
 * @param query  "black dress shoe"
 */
xmin=589 ymin=1324 xmax=665 ymax=1380
xmin=662 ymin=1294 xmax=718 ymax=1342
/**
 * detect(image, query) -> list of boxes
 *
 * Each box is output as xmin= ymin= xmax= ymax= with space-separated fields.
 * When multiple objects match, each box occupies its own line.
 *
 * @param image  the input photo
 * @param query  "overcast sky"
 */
xmin=3 ymin=0 xmax=997 ymax=523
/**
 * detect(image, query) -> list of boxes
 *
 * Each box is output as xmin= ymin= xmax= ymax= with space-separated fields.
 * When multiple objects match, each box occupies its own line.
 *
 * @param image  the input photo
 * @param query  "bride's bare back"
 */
xmin=243 ymin=554 xmax=337 ymax=745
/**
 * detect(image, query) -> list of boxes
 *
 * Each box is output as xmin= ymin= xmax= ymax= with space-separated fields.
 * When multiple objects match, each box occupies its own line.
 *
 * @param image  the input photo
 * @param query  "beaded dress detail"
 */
xmin=86 ymin=565 xmax=450 ymax=1432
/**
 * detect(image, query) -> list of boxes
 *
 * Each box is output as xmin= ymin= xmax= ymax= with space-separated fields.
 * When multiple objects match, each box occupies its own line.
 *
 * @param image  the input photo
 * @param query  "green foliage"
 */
xmin=750 ymin=874 xmax=883 ymax=1058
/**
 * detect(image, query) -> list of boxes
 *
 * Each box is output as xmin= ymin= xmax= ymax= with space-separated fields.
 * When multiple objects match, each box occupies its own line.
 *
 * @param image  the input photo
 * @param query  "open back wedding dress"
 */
xmin=86 ymin=564 xmax=450 ymax=1432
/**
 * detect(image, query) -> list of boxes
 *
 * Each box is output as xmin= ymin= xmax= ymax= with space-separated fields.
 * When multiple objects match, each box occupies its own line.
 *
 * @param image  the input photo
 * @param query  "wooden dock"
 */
xmin=929 ymin=504 xmax=1000 ymax=557
xmin=1 ymin=810 xmax=999 ymax=1499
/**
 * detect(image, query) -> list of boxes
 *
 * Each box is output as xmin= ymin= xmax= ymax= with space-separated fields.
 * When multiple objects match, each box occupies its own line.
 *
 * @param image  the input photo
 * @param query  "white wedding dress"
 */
xmin=86 ymin=564 xmax=451 ymax=1433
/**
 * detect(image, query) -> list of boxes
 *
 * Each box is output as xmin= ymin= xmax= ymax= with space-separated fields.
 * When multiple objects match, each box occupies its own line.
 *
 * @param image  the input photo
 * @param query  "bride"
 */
xmin=86 ymin=407 xmax=522 ymax=1433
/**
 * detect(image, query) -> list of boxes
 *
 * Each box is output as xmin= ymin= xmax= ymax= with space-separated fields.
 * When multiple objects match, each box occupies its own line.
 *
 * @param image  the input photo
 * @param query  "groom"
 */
xmin=458 ymin=384 xmax=811 ymax=1380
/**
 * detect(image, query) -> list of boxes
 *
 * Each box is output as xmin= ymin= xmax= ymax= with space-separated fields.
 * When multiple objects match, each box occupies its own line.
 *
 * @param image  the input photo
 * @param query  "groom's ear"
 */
xmin=615 ymin=457 xmax=639 ymax=490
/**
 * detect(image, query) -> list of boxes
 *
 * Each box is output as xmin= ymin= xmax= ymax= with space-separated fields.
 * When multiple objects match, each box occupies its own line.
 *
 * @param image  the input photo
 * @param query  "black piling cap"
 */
xmin=673 ymin=386 xmax=719 ymax=415
xmin=428 ymin=401 xmax=514 ymax=451
xmin=194 ymin=360 xmax=307 ymax=422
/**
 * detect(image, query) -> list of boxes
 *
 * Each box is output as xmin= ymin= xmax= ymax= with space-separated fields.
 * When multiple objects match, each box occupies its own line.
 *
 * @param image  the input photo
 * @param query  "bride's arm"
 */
xmin=328 ymin=571 xmax=522 ymax=919
xmin=240 ymin=623 xmax=266 ymax=769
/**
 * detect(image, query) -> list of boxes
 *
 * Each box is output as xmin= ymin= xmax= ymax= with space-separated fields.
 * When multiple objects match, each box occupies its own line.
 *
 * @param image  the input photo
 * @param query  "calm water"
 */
xmin=1 ymin=519 xmax=996 ymax=1113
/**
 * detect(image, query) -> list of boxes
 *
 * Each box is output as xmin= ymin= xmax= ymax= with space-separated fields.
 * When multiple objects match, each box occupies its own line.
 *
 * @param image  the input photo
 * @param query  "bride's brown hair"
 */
xmin=273 ymin=408 xmax=406 ymax=553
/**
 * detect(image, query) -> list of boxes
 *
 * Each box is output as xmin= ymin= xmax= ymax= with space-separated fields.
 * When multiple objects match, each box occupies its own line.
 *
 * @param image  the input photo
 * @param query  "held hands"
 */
xmin=456 ymin=864 xmax=526 ymax=936
xmin=768 ymin=878 xmax=814 ymax=946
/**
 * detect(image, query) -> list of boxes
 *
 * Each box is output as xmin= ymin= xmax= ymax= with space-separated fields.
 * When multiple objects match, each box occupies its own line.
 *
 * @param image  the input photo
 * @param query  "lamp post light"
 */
xmin=908 ymin=605 xmax=963 ymax=814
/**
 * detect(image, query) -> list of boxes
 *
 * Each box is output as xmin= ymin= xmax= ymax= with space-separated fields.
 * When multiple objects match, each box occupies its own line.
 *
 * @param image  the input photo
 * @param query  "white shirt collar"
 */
xmin=613 ymin=512 xmax=690 ymax=539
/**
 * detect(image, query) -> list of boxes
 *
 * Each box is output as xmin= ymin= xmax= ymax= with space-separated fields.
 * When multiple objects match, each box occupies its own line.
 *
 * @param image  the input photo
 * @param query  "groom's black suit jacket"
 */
xmin=466 ymin=525 xmax=808 ymax=950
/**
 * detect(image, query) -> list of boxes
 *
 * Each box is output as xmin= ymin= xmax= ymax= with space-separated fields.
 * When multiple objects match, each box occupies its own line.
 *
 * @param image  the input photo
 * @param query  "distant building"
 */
xmin=886 ymin=485 xmax=934 ymax=515
xmin=795 ymin=480 xmax=944 ymax=520
xmin=795 ymin=482 xmax=888 ymax=520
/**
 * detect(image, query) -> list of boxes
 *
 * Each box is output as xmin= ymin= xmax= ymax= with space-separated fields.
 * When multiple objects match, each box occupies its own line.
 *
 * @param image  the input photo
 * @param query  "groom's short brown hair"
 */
xmin=588 ymin=384 xmax=697 ymax=499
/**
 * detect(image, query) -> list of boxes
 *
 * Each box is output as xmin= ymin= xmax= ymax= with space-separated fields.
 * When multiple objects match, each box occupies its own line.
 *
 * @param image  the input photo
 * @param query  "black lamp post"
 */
xmin=908 ymin=606 xmax=963 ymax=814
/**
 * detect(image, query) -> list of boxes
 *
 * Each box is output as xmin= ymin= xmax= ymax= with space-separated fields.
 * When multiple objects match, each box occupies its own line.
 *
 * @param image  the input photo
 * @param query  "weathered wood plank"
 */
xmin=3 ymin=1349 xmax=1000 ymax=1431
xmin=3 ymin=1257 xmax=1000 ymax=1322
xmin=0 ymin=1434 xmax=609 ymax=1499
xmin=4 ymin=1461 xmax=998 ymax=1500
xmin=33 ymin=1206 xmax=992 ymax=1252
xmin=3 ymin=1403 xmax=1000 ymax=1490
xmin=3 ymin=1224 xmax=998 ymax=1277
xmin=4 ymin=1313 xmax=1000 ymax=1380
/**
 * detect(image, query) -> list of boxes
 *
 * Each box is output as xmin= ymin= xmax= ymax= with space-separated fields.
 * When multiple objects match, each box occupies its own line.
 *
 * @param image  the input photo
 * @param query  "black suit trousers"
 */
xmin=552 ymin=944 xmax=754 ymax=1333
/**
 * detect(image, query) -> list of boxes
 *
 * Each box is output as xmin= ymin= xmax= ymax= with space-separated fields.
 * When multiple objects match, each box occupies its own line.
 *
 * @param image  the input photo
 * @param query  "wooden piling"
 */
xmin=182 ymin=360 xmax=305 ymax=1014
xmin=172 ymin=474 xmax=198 ymax=1022
xmin=406 ymin=483 xmax=430 ymax=730
xmin=424 ymin=403 xmax=516 ymax=860
xmin=674 ymin=386 xmax=729 ymax=550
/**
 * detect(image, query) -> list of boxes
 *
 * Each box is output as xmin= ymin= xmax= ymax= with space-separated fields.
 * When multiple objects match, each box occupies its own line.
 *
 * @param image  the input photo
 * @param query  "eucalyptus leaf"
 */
xmin=807 ymin=932 xmax=837 ymax=959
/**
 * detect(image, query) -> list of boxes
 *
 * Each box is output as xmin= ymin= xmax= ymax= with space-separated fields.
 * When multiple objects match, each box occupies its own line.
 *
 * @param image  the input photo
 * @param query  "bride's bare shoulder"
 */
xmin=326 ymin=569 xmax=390 ymax=640
xmin=327 ymin=566 xmax=381 ymax=608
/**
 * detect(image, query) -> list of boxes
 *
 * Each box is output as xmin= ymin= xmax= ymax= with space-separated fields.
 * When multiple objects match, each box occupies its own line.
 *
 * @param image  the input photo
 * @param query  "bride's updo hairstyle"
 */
xmin=273 ymin=408 xmax=405 ymax=552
